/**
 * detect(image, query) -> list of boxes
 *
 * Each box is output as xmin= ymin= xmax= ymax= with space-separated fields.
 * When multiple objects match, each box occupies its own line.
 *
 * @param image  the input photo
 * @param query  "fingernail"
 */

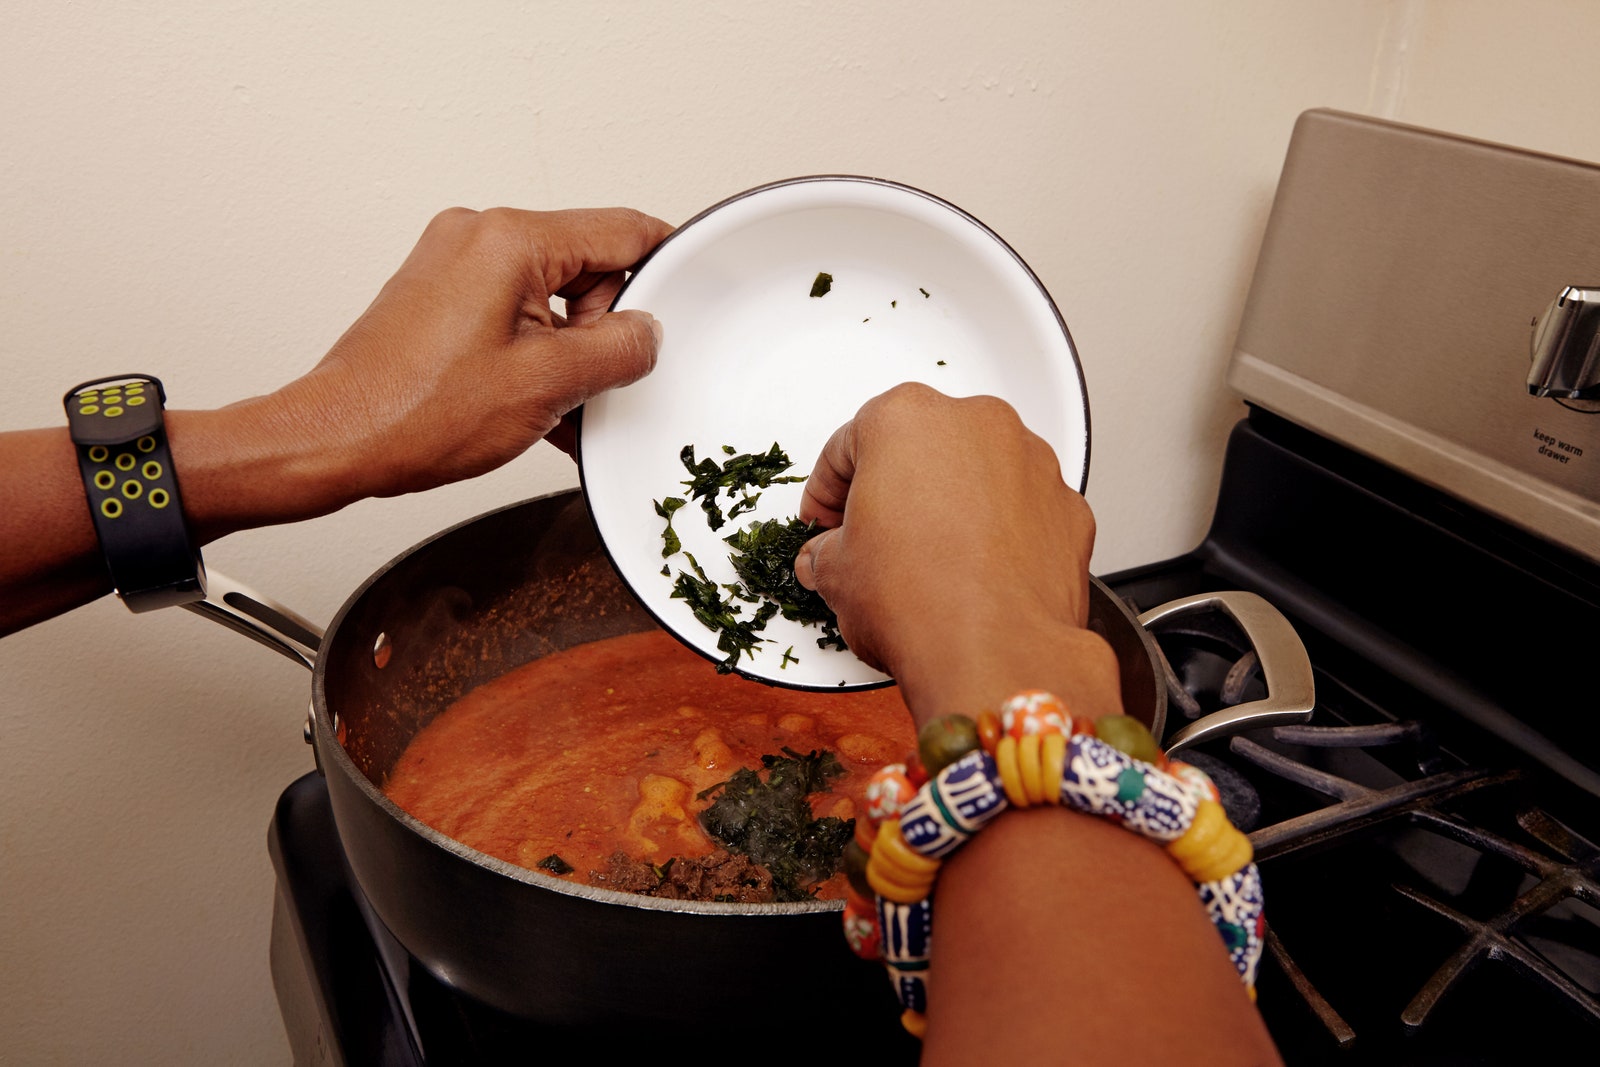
xmin=647 ymin=312 xmax=664 ymax=348
xmin=793 ymin=545 xmax=815 ymax=590
xmin=793 ymin=530 xmax=826 ymax=590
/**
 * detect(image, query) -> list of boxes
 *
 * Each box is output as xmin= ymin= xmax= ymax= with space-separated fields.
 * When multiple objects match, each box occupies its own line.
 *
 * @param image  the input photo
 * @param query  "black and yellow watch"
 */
xmin=64 ymin=374 xmax=206 ymax=612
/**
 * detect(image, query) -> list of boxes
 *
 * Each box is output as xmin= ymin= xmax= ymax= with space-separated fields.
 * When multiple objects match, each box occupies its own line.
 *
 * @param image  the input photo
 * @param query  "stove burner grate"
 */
xmin=1228 ymin=725 xmax=1600 ymax=1055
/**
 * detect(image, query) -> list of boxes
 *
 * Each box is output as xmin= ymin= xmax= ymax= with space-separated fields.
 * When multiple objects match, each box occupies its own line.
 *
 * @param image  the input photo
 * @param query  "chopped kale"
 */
xmin=781 ymin=646 xmax=798 ymax=669
xmin=816 ymin=629 xmax=847 ymax=652
xmin=679 ymin=443 xmax=805 ymax=531
xmin=536 ymin=854 xmax=575 ymax=875
xmin=697 ymin=747 xmax=854 ymax=901
xmin=660 ymin=442 xmax=846 ymax=666
xmin=654 ymin=496 xmax=687 ymax=557
xmin=723 ymin=517 xmax=844 ymax=649
xmin=727 ymin=492 xmax=762 ymax=521
xmin=810 ymin=271 xmax=833 ymax=297
xmin=669 ymin=553 xmax=772 ymax=672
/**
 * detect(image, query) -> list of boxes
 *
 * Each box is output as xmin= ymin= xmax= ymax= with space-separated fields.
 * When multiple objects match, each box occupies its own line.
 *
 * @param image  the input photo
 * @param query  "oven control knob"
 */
xmin=1529 ymin=286 xmax=1600 ymax=399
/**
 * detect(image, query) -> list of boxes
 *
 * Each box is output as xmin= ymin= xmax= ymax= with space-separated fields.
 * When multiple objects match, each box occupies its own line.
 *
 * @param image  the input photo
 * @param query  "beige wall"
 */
xmin=2 ymin=1 xmax=1592 ymax=1062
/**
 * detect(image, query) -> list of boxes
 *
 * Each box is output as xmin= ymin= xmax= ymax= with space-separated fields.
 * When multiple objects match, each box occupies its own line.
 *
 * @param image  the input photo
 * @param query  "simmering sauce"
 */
xmin=384 ymin=629 xmax=914 ymax=899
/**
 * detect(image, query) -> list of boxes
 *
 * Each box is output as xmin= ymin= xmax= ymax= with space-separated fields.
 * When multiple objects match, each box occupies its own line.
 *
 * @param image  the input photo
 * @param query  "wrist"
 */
xmin=894 ymin=620 xmax=1124 ymax=733
xmin=165 ymin=390 xmax=367 ymax=544
xmin=847 ymin=684 xmax=1267 ymax=1045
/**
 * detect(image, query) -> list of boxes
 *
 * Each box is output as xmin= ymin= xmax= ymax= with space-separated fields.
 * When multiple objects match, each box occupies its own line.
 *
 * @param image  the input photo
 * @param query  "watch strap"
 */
xmin=64 ymin=374 xmax=206 ymax=612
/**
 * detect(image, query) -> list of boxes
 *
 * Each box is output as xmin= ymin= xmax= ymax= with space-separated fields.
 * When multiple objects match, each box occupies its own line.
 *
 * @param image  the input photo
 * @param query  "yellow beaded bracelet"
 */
xmin=842 ymin=689 xmax=1266 ymax=1037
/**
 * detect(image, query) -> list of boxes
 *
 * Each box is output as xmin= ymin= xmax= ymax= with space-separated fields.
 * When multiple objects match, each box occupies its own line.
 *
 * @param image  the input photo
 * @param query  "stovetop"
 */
xmin=269 ymin=407 xmax=1600 ymax=1065
xmin=1105 ymin=408 xmax=1600 ymax=1063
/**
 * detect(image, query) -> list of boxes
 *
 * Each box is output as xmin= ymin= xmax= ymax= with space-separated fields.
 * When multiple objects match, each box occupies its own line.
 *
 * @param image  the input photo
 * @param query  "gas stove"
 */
xmin=269 ymin=110 xmax=1600 ymax=1064
xmin=1106 ymin=405 xmax=1599 ymax=1064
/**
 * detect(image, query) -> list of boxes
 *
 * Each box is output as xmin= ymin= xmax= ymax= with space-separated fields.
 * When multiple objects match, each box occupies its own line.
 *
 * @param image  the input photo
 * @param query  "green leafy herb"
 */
xmin=781 ymin=646 xmax=798 ymax=669
xmin=697 ymin=747 xmax=854 ymax=901
xmin=669 ymin=553 xmax=774 ymax=672
xmin=658 ymin=442 xmax=846 ymax=667
xmin=536 ymin=854 xmax=575 ymax=875
xmin=727 ymin=492 xmax=762 ymax=521
xmin=654 ymin=496 xmax=687 ymax=557
xmin=723 ymin=517 xmax=845 ymax=649
xmin=810 ymin=271 xmax=833 ymax=297
xmin=679 ymin=443 xmax=805 ymax=531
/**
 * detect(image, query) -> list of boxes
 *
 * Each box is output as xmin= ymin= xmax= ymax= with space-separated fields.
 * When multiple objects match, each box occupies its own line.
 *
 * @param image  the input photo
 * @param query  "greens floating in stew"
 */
xmin=536 ymin=854 xmax=575 ymax=876
xmin=697 ymin=747 xmax=854 ymax=902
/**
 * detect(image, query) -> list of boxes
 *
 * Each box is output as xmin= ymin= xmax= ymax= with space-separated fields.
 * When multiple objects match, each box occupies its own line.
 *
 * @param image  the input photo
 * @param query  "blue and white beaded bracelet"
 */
xmin=843 ymin=690 xmax=1265 ymax=1038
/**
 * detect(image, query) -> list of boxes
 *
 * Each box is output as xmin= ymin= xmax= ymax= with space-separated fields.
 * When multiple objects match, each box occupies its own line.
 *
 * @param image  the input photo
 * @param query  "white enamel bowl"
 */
xmin=578 ymin=176 xmax=1089 ymax=689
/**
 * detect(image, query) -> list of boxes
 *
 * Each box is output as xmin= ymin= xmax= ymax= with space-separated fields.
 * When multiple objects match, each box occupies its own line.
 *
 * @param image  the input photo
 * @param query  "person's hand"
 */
xmin=1 ymin=205 xmax=672 ymax=634
xmin=791 ymin=384 xmax=1280 ymax=1066
xmin=168 ymin=206 xmax=672 ymax=543
xmin=268 ymin=205 xmax=671 ymax=495
xmin=793 ymin=382 xmax=1122 ymax=728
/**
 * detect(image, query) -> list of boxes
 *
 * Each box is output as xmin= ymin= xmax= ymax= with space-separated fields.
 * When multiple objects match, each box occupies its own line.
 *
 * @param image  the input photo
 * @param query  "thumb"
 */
xmin=533 ymin=309 xmax=664 ymax=408
xmin=794 ymin=525 xmax=841 ymax=592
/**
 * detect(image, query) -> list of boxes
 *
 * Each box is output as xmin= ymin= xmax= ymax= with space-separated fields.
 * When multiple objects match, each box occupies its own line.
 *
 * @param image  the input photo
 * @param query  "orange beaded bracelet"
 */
xmin=841 ymin=690 xmax=1265 ymax=1038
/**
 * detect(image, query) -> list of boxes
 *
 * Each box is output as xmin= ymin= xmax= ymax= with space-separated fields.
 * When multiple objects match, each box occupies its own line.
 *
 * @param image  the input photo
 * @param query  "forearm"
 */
xmin=0 ymin=392 xmax=365 ymax=635
xmin=166 ymin=388 xmax=375 ymax=543
xmin=899 ymin=626 xmax=1280 ymax=1064
xmin=793 ymin=385 xmax=1276 ymax=1060
xmin=0 ymin=206 xmax=669 ymax=638
xmin=925 ymin=808 xmax=1281 ymax=1065
xmin=0 ymin=427 xmax=113 ymax=631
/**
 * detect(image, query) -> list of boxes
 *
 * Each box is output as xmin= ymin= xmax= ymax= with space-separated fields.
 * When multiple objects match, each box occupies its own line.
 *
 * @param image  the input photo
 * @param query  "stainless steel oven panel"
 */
xmin=1228 ymin=108 xmax=1600 ymax=564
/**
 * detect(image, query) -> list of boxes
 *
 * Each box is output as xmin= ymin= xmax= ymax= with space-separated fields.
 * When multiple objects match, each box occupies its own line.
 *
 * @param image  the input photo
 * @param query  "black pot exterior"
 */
xmin=1086 ymin=574 xmax=1167 ymax=742
xmin=307 ymin=490 xmax=1164 ymax=1040
xmin=321 ymin=739 xmax=914 ymax=1042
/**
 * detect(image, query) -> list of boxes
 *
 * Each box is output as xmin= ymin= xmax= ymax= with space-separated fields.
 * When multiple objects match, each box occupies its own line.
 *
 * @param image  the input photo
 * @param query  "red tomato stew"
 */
xmin=383 ymin=629 xmax=914 ymax=902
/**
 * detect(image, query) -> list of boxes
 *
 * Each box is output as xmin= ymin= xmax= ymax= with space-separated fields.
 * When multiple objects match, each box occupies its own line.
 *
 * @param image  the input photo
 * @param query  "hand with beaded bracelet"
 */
xmin=852 ymin=693 xmax=1263 ymax=1036
xmin=795 ymin=384 xmax=1283 ymax=1066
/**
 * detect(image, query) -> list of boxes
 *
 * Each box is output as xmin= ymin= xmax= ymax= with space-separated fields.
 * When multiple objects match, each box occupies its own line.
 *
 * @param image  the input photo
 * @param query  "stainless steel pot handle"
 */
xmin=180 ymin=568 xmax=323 ymax=671
xmin=1137 ymin=590 xmax=1315 ymax=756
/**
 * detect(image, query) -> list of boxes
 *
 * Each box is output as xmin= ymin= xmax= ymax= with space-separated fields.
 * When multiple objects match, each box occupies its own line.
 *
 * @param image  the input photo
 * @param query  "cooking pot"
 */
xmin=189 ymin=488 xmax=1311 ymax=1048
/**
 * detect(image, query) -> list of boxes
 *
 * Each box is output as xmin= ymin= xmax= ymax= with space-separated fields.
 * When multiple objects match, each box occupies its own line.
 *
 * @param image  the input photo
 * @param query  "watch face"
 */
xmin=66 ymin=376 xmax=165 ymax=445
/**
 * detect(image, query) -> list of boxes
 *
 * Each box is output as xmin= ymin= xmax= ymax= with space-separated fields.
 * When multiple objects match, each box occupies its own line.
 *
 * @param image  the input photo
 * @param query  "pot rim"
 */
xmin=306 ymin=492 xmax=1167 ymax=918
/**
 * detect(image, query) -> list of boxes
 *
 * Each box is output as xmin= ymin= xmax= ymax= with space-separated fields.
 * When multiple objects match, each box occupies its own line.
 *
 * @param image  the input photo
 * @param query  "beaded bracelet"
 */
xmin=841 ymin=690 xmax=1265 ymax=1039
